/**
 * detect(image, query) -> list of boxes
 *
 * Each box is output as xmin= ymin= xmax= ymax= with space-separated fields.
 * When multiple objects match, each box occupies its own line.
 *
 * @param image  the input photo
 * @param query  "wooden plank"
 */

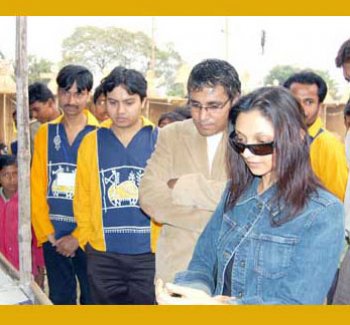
xmin=15 ymin=16 xmax=32 ymax=300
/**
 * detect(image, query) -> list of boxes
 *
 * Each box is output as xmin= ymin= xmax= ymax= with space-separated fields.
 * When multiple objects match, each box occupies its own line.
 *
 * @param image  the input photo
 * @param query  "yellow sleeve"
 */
xmin=310 ymin=133 xmax=348 ymax=201
xmin=150 ymin=220 xmax=161 ymax=253
xmin=31 ymin=125 xmax=54 ymax=245
xmin=72 ymin=132 xmax=96 ymax=248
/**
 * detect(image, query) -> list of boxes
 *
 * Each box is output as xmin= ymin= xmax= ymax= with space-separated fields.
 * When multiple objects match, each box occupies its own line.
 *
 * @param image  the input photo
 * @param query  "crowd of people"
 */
xmin=1 ymin=38 xmax=350 ymax=305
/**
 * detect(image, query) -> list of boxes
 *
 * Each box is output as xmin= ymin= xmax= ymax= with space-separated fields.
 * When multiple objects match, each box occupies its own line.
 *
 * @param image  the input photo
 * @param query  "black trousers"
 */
xmin=43 ymin=242 xmax=91 ymax=305
xmin=86 ymin=244 xmax=155 ymax=305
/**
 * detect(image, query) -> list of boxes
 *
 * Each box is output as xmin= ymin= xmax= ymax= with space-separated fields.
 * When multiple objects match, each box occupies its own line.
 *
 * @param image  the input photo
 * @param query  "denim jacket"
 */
xmin=174 ymin=178 xmax=345 ymax=304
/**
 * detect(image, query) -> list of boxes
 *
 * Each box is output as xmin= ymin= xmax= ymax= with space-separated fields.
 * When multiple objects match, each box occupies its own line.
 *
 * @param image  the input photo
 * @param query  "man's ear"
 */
xmin=141 ymin=97 xmax=148 ymax=109
xmin=231 ymin=94 xmax=240 ymax=106
xmin=47 ymin=98 xmax=55 ymax=108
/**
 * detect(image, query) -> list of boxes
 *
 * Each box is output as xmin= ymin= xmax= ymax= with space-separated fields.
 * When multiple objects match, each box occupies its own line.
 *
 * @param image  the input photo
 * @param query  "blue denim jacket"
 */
xmin=174 ymin=178 xmax=345 ymax=304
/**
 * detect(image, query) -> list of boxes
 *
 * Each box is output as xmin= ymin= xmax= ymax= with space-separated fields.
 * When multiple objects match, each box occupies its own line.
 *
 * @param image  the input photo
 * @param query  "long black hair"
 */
xmin=226 ymin=87 xmax=321 ymax=226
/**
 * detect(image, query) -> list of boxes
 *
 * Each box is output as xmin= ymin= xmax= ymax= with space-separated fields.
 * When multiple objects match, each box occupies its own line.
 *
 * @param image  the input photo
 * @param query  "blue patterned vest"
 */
xmin=97 ymin=126 xmax=158 ymax=254
xmin=47 ymin=123 xmax=96 ymax=239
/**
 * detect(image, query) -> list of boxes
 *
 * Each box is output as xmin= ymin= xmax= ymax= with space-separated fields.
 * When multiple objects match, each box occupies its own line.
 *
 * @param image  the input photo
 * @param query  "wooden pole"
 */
xmin=15 ymin=16 xmax=33 ymax=300
xmin=3 ymin=94 xmax=6 ymax=145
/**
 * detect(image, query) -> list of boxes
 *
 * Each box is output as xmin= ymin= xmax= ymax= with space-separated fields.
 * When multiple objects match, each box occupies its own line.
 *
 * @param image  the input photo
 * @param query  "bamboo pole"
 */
xmin=15 ymin=16 xmax=33 ymax=300
xmin=3 ymin=94 xmax=6 ymax=145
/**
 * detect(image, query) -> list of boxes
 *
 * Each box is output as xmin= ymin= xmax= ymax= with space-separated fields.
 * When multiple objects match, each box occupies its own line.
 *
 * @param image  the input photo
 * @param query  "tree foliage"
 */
xmin=61 ymin=26 xmax=184 ymax=96
xmin=264 ymin=65 xmax=340 ymax=101
xmin=28 ymin=55 xmax=53 ymax=85
xmin=264 ymin=65 xmax=299 ymax=86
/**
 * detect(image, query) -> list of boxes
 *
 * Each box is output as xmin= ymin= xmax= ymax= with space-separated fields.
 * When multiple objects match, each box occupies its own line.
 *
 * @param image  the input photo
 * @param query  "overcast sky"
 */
xmin=0 ymin=16 xmax=349 ymax=99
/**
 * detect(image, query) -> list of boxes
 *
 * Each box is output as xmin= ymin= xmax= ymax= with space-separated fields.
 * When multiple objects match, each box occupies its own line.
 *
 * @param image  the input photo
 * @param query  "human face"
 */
xmin=106 ymin=86 xmax=144 ymax=130
xmin=94 ymin=94 xmax=109 ymax=122
xmin=289 ymin=83 xmax=320 ymax=127
xmin=342 ymin=60 xmax=350 ymax=82
xmin=234 ymin=110 xmax=275 ymax=184
xmin=58 ymin=81 xmax=90 ymax=118
xmin=30 ymin=99 xmax=56 ymax=123
xmin=0 ymin=165 xmax=18 ymax=199
xmin=189 ymin=85 xmax=233 ymax=136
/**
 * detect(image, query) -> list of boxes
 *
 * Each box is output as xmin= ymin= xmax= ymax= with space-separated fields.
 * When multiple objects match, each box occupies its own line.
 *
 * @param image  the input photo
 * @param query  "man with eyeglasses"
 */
xmin=140 ymin=59 xmax=241 ymax=283
xmin=31 ymin=65 xmax=99 ymax=304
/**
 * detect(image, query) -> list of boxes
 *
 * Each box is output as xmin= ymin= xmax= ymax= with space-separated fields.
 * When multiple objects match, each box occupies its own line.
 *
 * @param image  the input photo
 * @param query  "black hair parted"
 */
xmin=283 ymin=71 xmax=328 ymax=104
xmin=102 ymin=66 xmax=147 ymax=101
xmin=28 ymin=82 xmax=54 ymax=105
xmin=0 ymin=155 xmax=17 ymax=171
xmin=187 ymin=59 xmax=241 ymax=100
xmin=56 ymin=65 xmax=93 ymax=92
xmin=336 ymin=38 xmax=350 ymax=67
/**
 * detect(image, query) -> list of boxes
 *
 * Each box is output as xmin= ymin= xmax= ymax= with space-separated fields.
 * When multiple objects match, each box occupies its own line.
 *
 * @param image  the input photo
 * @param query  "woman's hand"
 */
xmin=156 ymin=279 xmax=228 ymax=305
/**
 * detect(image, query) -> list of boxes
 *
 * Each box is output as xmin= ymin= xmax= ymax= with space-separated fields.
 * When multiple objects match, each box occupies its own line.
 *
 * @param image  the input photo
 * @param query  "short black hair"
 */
xmin=102 ymin=66 xmax=147 ymax=101
xmin=93 ymin=84 xmax=105 ymax=104
xmin=28 ymin=82 xmax=54 ymax=105
xmin=283 ymin=71 xmax=328 ymax=103
xmin=0 ymin=155 xmax=17 ymax=171
xmin=56 ymin=64 xmax=93 ymax=92
xmin=187 ymin=59 xmax=241 ymax=100
xmin=336 ymin=39 xmax=350 ymax=67
xmin=158 ymin=111 xmax=186 ymax=126
xmin=344 ymin=101 xmax=350 ymax=117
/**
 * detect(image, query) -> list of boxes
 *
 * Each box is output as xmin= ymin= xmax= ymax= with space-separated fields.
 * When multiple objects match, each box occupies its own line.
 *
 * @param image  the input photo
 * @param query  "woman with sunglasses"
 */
xmin=156 ymin=87 xmax=344 ymax=305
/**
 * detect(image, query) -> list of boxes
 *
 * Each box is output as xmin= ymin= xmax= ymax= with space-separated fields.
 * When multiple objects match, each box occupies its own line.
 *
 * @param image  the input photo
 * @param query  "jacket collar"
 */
xmin=49 ymin=109 xmax=99 ymax=127
xmin=179 ymin=119 xmax=228 ymax=179
xmin=236 ymin=177 xmax=284 ymax=216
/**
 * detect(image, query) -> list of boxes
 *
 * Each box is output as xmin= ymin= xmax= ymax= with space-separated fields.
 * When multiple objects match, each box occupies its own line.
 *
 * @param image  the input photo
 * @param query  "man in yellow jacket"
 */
xmin=284 ymin=71 xmax=348 ymax=201
xmin=31 ymin=65 xmax=99 ymax=305
xmin=74 ymin=66 xmax=159 ymax=304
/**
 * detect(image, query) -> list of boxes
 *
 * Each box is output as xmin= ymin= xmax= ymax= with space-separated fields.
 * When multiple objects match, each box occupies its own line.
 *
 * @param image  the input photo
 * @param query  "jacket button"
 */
xmin=240 ymin=261 xmax=245 ymax=267
xmin=257 ymin=203 xmax=263 ymax=209
xmin=238 ymin=291 xmax=243 ymax=298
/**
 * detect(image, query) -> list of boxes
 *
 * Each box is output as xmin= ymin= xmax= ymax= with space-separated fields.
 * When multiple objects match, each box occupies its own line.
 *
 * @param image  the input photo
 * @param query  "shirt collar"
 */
xmin=0 ymin=188 xmax=14 ymax=202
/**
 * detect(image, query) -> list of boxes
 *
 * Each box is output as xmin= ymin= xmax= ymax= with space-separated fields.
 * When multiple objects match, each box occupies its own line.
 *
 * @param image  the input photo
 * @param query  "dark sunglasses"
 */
xmin=229 ymin=133 xmax=274 ymax=156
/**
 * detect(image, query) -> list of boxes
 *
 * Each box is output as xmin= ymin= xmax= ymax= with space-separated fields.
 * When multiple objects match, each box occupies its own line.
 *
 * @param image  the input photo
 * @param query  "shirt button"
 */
xmin=257 ymin=203 xmax=263 ymax=209
xmin=240 ymin=261 xmax=245 ymax=267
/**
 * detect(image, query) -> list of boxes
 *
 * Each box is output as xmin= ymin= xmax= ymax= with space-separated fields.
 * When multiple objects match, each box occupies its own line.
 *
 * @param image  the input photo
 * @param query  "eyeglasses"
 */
xmin=229 ymin=133 xmax=274 ymax=156
xmin=188 ymin=97 xmax=231 ymax=113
